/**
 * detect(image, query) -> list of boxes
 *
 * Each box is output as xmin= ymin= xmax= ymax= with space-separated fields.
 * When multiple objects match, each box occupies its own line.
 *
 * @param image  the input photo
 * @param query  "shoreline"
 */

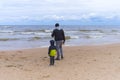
xmin=0 ymin=43 xmax=120 ymax=80
xmin=1 ymin=42 xmax=120 ymax=51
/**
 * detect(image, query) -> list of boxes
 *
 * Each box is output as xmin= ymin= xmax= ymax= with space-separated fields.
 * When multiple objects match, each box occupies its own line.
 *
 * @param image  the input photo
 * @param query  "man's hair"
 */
xmin=55 ymin=23 xmax=59 ymax=27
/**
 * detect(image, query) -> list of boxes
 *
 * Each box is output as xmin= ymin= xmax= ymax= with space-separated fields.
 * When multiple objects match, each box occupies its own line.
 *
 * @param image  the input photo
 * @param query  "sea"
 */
xmin=0 ymin=25 xmax=120 ymax=50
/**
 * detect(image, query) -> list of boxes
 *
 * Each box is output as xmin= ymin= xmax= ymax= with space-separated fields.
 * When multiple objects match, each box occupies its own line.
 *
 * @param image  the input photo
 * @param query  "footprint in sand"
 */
xmin=118 ymin=57 xmax=120 ymax=59
xmin=42 ymin=57 xmax=48 ymax=61
xmin=42 ymin=75 xmax=50 ymax=78
xmin=19 ymin=57 xmax=27 ymax=59
xmin=6 ymin=65 xmax=17 ymax=67
xmin=115 ymin=67 xmax=120 ymax=72
xmin=93 ymin=59 xmax=97 ymax=61
xmin=87 ymin=62 xmax=90 ymax=64
xmin=17 ymin=51 xmax=23 ymax=53
xmin=44 ymin=57 xmax=47 ymax=58
xmin=5 ymin=64 xmax=23 ymax=68
xmin=1 ymin=51 xmax=5 ymax=53
xmin=0 ymin=55 xmax=3 ymax=59
xmin=5 ymin=58 xmax=9 ymax=61
xmin=23 ymin=68 xmax=32 ymax=71
xmin=108 ymin=53 xmax=112 ymax=55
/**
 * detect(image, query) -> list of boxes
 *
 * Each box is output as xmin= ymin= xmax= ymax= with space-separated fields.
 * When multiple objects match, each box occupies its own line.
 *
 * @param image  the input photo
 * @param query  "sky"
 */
xmin=0 ymin=0 xmax=120 ymax=25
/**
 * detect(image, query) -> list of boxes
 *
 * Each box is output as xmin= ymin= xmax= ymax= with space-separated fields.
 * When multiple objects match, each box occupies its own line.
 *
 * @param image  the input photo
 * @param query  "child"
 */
xmin=48 ymin=40 xmax=57 ymax=66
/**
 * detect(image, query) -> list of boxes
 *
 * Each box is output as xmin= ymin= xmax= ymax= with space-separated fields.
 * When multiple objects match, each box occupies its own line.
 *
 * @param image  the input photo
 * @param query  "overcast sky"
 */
xmin=0 ymin=0 xmax=120 ymax=24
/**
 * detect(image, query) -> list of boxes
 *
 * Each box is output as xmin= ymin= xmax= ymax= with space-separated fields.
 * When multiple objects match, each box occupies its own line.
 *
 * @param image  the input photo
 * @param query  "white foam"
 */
xmin=88 ymin=35 xmax=104 ymax=38
xmin=70 ymin=36 xmax=79 ymax=39
xmin=3 ymin=26 xmax=13 ymax=28
xmin=0 ymin=30 xmax=14 ymax=33
xmin=66 ymin=31 xmax=79 ymax=34
xmin=34 ymin=32 xmax=50 ymax=36
xmin=44 ymin=30 xmax=52 ymax=33
xmin=21 ymin=32 xmax=34 ymax=35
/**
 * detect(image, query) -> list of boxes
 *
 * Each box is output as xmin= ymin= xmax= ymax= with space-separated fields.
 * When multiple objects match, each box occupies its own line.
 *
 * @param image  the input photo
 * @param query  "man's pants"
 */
xmin=56 ymin=40 xmax=63 ymax=59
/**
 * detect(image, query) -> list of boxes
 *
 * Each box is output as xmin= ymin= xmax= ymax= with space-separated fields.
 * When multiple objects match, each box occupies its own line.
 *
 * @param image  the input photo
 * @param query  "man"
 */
xmin=51 ymin=23 xmax=65 ymax=60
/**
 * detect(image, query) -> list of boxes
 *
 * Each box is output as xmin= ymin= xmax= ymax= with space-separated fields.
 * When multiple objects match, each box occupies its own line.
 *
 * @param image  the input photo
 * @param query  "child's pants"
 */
xmin=50 ymin=56 xmax=55 ymax=65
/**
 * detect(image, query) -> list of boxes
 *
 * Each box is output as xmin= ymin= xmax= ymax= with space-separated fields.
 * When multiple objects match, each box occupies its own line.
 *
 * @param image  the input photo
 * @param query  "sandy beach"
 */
xmin=0 ymin=44 xmax=120 ymax=80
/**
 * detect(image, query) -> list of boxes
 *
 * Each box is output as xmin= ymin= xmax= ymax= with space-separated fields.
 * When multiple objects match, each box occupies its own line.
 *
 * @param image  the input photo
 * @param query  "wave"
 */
xmin=0 ymin=28 xmax=120 ymax=43
xmin=111 ymin=30 xmax=118 ymax=32
xmin=23 ymin=29 xmax=52 ymax=33
xmin=65 ymin=36 xmax=79 ymax=40
xmin=13 ymin=29 xmax=51 ymax=36
xmin=3 ymin=26 xmax=14 ymax=28
xmin=0 ymin=38 xmax=19 ymax=41
xmin=28 ymin=37 xmax=41 ymax=41
xmin=20 ymin=32 xmax=35 ymax=35
xmin=66 ymin=30 xmax=80 ymax=33
xmin=34 ymin=32 xmax=50 ymax=36
xmin=19 ymin=32 xmax=50 ymax=36
xmin=83 ymin=35 xmax=104 ymax=39
xmin=44 ymin=30 xmax=52 ymax=33
xmin=28 ymin=36 xmax=51 ymax=41
xmin=0 ymin=30 xmax=14 ymax=33
xmin=79 ymin=29 xmax=105 ymax=33
xmin=24 ymin=29 xmax=44 ymax=32
xmin=66 ymin=34 xmax=104 ymax=40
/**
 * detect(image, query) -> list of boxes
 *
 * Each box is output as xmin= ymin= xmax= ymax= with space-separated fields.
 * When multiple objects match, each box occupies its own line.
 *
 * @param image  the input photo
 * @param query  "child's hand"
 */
xmin=48 ymin=54 xmax=50 ymax=57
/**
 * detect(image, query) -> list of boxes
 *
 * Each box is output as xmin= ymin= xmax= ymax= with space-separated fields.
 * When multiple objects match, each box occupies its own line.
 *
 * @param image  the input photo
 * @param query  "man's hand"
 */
xmin=62 ymin=40 xmax=65 ymax=44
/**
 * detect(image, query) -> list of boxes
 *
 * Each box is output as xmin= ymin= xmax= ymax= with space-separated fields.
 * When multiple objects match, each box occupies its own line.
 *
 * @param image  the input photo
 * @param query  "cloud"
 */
xmin=0 ymin=0 xmax=120 ymax=24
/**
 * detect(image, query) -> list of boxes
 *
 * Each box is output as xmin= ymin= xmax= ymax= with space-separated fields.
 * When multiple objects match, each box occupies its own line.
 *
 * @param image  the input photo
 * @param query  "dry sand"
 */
xmin=0 ymin=44 xmax=120 ymax=80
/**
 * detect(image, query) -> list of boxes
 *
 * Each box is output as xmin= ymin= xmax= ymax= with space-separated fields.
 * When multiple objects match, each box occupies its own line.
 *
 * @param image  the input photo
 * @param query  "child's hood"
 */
xmin=50 ymin=40 xmax=54 ymax=46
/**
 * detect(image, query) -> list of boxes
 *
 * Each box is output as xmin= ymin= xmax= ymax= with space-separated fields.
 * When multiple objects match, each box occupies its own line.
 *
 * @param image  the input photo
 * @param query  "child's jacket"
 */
xmin=48 ymin=40 xmax=57 ymax=57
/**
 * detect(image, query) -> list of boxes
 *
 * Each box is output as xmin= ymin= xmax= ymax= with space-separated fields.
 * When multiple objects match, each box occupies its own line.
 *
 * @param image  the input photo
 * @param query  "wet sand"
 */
xmin=0 ymin=44 xmax=120 ymax=80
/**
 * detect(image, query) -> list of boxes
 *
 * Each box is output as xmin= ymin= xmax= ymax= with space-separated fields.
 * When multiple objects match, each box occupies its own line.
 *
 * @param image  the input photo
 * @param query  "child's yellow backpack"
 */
xmin=50 ymin=49 xmax=57 ymax=56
